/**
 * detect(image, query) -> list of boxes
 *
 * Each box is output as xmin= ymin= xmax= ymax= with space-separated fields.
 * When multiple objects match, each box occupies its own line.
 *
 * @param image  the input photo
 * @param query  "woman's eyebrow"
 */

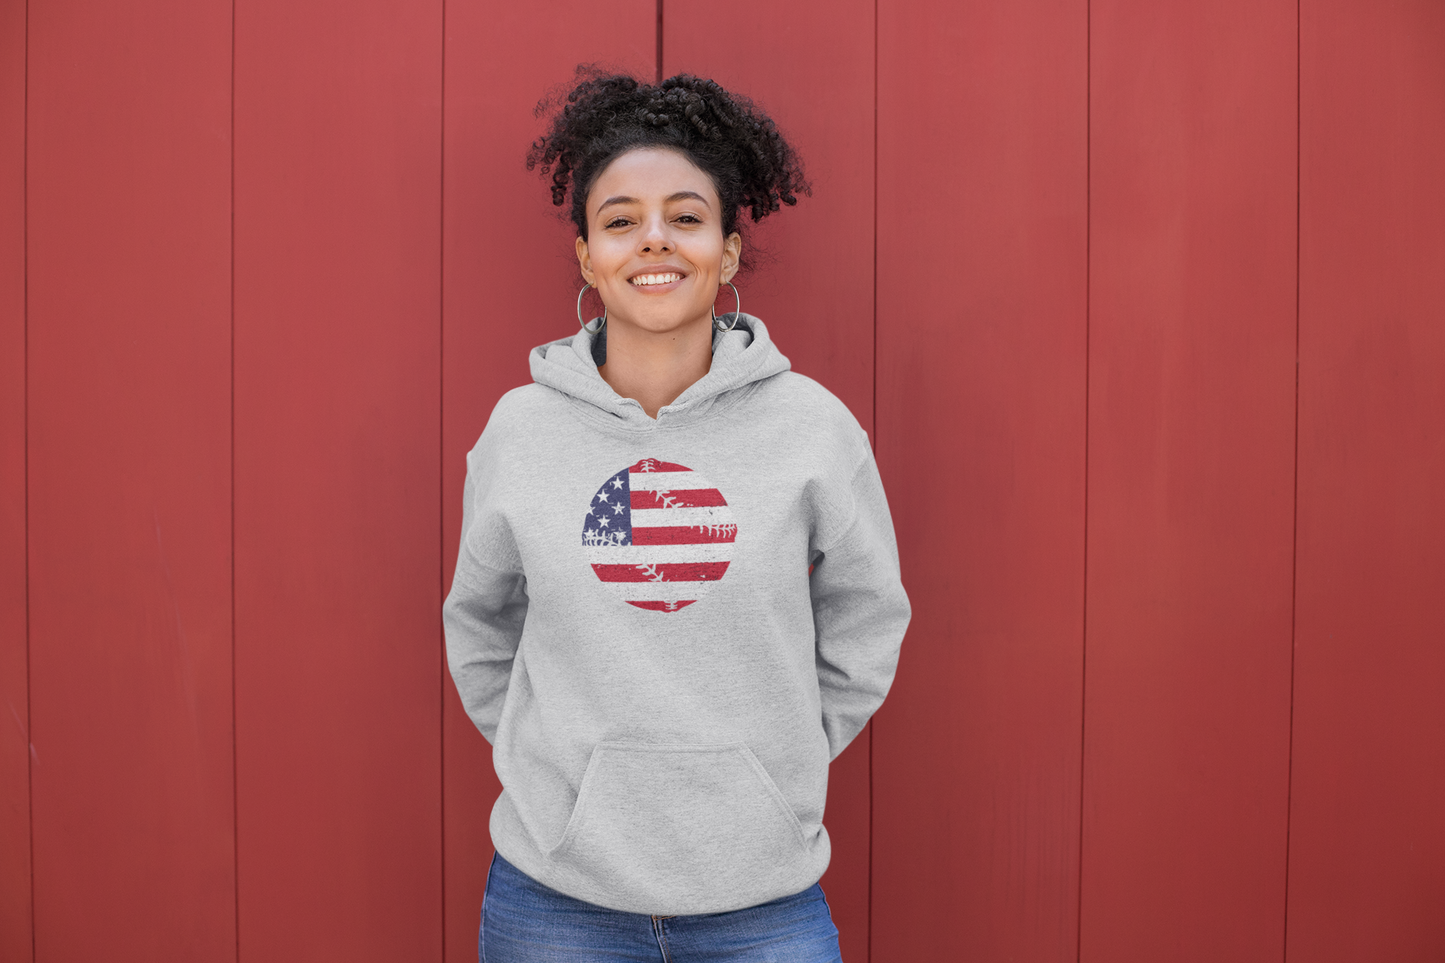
xmin=597 ymin=191 xmax=713 ymax=214
xmin=597 ymin=195 xmax=638 ymax=212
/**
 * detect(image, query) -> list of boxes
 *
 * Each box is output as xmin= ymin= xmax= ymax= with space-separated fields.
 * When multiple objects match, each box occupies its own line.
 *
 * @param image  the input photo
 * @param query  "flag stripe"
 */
xmin=584 ymin=544 xmax=732 ymax=565
xmin=630 ymin=506 xmax=736 ymax=529
xmin=629 ymin=488 xmax=727 ymax=509
xmin=627 ymin=600 xmax=697 ymax=612
xmin=631 ymin=525 xmax=738 ymax=545
xmin=591 ymin=561 xmax=731 ymax=583
xmin=626 ymin=471 xmax=700 ymax=492
xmin=629 ymin=459 xmax=692 ymax=474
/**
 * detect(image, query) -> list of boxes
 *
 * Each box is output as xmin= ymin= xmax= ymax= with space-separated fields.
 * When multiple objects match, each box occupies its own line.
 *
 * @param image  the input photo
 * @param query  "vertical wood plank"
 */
xmin=1289 ymin=2 xmax=1445 ymax=960
xmin=440 ymin=4 xmax=652 ymax=959
xmin=664 ymin=3 xmax=874 ymax=435
xmin=233 ymin=0 xmax=443 ymax=957
xmin=873 ymin=0 xmax=1088 ymax=959
xmin=664 ymin=7 xmax=876 ymax=958
xmin=1082 ymin=2 xmax=1297 ymax=960
xmin=25 ymin=0 xmax=236 ymax=958
xmin=0 ymin=0 xmax=31 ymax=957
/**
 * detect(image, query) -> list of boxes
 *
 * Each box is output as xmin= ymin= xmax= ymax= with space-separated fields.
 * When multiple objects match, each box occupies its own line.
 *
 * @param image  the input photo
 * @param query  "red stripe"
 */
xmin=629 ymin=488 xmax=728 ymax=509
xmin=627 ymin=600 xmax=696 ymax=612
xmin=631 ymin=525 xmax=737 ymax=545
xmin=591 ymin=561 xmax=730 ymax=582
xmin=629 ymin=459 xmax=692 ymax=473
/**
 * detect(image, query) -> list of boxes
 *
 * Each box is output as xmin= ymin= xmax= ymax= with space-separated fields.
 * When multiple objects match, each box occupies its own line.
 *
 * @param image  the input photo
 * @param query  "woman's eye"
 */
xmin=676 ymin=214 xmax=701 ymax=224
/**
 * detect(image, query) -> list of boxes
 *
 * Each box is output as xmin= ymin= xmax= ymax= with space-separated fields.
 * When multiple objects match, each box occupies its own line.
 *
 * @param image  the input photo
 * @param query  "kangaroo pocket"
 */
xmin=549 ymin=742 xmax=809 ymax=910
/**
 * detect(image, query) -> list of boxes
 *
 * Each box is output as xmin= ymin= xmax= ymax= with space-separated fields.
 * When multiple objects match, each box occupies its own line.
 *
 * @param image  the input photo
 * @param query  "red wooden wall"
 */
xmin=3 ymin=2 xmax=1443 ymax=961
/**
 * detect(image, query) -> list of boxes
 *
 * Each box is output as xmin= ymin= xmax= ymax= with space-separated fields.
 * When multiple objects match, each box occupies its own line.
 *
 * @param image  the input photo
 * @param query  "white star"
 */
xmin=599 ymin=517 xmax=609 ymax=527
xmin=596 ymin=492 xmax=609 ymax=503
xmin=612 ymin=504 xmax=623 ymax=514
xmin=612 ymin=478 xmax=624 ymax=489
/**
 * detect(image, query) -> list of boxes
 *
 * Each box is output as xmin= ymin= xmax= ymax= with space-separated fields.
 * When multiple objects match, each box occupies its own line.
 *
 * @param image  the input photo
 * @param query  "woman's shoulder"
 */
xmin=756 ymin=370 xmax=871 ymax=448
xmin=469 ymin=384 xmax=565 ymax=450
xmin=490 ymin=382 xmax=556 ymax=418
xmin=760 ymin=370 xmax=851 ymax=412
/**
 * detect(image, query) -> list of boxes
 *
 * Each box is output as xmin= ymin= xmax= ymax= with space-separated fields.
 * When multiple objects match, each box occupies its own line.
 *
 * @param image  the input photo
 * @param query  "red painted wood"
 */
xmin=233 ymin=0 xmax=443 ymax=957
xmin=873 ymin=1 xmax=1087 ymax=959
xmin=1288 ymin=3 xmax=1445 ymax=960
xmin=0 ymin=0 xmax=31 ymax=957
xmin=439 ymin=4 xmax=652 ymax=957
xmin=664 ymin=6 xmax=877 ymax=957
xmin=25 ymin=1 xmax=236 ymax=958
xmin=9 ymin=3 xmax=1441 ymax=958
xmin=1082 ymin=2 xmax=1296 ymax=960
xmin=664 ymin=4 xmax=874 ymax=436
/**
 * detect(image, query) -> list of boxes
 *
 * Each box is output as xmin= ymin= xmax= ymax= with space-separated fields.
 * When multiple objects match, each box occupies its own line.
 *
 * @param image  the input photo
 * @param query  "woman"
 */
xmin=443 ymin=71 xmax=910 ymax=962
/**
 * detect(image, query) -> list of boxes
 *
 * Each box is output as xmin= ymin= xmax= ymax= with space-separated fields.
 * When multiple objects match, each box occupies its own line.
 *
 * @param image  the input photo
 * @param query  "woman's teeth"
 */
xmin=630 ymin=273 xmax=683 ymax=286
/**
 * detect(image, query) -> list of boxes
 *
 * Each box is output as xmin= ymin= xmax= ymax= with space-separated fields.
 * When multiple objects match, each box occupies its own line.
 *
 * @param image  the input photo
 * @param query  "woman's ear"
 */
xmin=720 ymin=231 xmax=742 ymax=283
xmin=575 ymin=235 xmax=595 ymax=285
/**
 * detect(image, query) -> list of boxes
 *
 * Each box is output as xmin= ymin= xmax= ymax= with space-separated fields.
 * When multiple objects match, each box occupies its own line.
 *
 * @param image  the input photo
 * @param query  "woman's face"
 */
xmin=576 ymin=147 xmax=741 ymax=341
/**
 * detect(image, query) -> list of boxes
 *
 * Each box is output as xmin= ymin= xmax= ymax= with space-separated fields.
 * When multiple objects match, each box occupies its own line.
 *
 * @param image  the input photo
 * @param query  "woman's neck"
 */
xmin=597 ymin=315 xmax=714 ymax=419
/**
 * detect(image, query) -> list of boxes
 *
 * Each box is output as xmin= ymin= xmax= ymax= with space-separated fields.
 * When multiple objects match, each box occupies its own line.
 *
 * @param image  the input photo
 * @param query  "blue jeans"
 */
xmin=480 ymin=851 xmax=843 ymax=963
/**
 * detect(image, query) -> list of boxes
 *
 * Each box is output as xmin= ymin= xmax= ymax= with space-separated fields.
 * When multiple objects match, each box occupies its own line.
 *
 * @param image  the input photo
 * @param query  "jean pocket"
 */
xmin=549 ymin=742 xmax=807 ymax=907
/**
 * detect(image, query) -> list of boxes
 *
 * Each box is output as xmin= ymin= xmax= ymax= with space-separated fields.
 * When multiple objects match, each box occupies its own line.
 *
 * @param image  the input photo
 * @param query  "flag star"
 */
xmin=612 ymin=477 xmax=624 ymax=489
xmin=596 ymin=492 xmax=609 ymax=503
xmin=599 ymin=517 xmax=609 ymax=527
xmin=612 ymin=504 xmax=623 ymax=514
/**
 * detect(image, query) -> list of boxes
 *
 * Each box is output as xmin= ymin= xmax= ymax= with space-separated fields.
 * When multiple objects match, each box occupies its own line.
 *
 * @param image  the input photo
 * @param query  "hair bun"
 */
xmin=527 ymin=66 xmax=810 ymax=247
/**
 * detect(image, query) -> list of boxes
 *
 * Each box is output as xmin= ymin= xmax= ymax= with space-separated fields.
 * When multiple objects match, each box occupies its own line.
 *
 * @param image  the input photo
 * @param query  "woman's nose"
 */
xmin=639 ymin=215 xmax=672 ymax=253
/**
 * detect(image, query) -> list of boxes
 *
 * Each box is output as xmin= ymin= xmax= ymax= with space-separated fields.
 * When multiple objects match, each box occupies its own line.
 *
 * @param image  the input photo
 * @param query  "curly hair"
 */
xmin=527 ymin=68 xmax=809 ymax=242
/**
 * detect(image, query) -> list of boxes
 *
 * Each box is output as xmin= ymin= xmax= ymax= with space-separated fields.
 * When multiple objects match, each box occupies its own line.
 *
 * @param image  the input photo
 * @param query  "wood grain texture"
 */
xmin=1288 ymin=2 xmax=1445 ymax=959
xmin=1082 ymin=2 xmax=1297 ymax=960
xmin=0 ymin=0 xmax=31 ymax=956
xmin=873 ymin=1 xmax=1088 ymax=959
xmin=233 ymin=0 xmax=444 ymax=957
xmin=664 ymin=5 xmax=878 ymax=957
xmin=440 ymin=4 xmax=653 ymax=958
xmin=12 ymin=1 xmax=1445 ymax=958
xmin=664 ymin=2 xmax=875 ymax=436
xmin=25 ymin=0 xmax=236 ymax=958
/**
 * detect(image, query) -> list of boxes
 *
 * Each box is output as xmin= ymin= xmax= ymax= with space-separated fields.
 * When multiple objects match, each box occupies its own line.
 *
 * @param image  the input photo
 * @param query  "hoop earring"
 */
xmin=577 ymin=282 xmax=607 ymax=333
xmin=712 ymin=281 xmax=742 ymax=332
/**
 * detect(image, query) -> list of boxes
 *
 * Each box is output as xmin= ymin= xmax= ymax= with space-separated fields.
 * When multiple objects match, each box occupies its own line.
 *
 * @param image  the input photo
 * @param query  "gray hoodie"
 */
xmin=443 ymin=315 xmax=909 ymax=916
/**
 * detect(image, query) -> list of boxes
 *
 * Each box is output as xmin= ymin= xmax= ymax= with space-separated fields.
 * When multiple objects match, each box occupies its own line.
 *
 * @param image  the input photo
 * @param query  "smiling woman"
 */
xmin=577 ymin=148 xmax=741 ymax=417
xmin=441 ymin=69 xmax=910 ymax=963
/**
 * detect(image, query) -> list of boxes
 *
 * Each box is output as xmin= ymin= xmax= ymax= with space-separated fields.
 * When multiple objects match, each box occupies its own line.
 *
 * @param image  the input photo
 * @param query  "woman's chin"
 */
xmin=608 ymin=310 xmax=715 ymax=339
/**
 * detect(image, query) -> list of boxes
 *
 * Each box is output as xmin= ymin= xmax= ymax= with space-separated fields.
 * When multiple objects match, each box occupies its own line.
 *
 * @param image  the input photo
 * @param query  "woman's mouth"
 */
xmin=629 ymin=272 xmax=684 ymax=287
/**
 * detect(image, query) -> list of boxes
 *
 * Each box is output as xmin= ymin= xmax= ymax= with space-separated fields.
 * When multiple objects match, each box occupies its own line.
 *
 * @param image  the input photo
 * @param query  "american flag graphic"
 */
xmin=581 ymin=458 xmax=737 ymax=612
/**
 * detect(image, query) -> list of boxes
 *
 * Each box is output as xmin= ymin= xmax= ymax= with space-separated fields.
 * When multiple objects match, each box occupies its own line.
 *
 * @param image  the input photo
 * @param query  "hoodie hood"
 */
xmin=528 ymin=313 xmax=791 ymax=428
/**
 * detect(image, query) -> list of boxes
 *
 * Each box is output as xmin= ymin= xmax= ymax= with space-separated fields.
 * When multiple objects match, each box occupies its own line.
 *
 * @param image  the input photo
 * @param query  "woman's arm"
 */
xmin=810 ymin=450 xmax=911 ymax=760
xmin=443 ymin=464 xmax=528 ymax=745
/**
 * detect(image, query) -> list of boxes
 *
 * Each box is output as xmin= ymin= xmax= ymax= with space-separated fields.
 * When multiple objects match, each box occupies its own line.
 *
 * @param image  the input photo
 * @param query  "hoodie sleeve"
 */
xmin=443 ymin=453 xmax=528 ymax=745
xmin=809 ymin=442 xmax=911 ymax=760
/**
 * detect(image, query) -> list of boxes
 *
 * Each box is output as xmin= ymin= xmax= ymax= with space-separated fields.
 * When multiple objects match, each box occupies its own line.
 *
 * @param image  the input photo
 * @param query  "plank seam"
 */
xmin=25 ymin=0 xmax=35 ymax=957
xmin=438 ymin=0 xmax=448 ymax=957
xmin=1280 ymin=1 xmax=1301 ymax=960
xmin=870 ymin=0 xmax=878 ymax=453
xmin=1076 ymin=1 xmax=1091 ymax=960
xmin=229 ymin=0 xmax=240 ymax=956
xmin=867 ymin=0 xmax=877 ymax=959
